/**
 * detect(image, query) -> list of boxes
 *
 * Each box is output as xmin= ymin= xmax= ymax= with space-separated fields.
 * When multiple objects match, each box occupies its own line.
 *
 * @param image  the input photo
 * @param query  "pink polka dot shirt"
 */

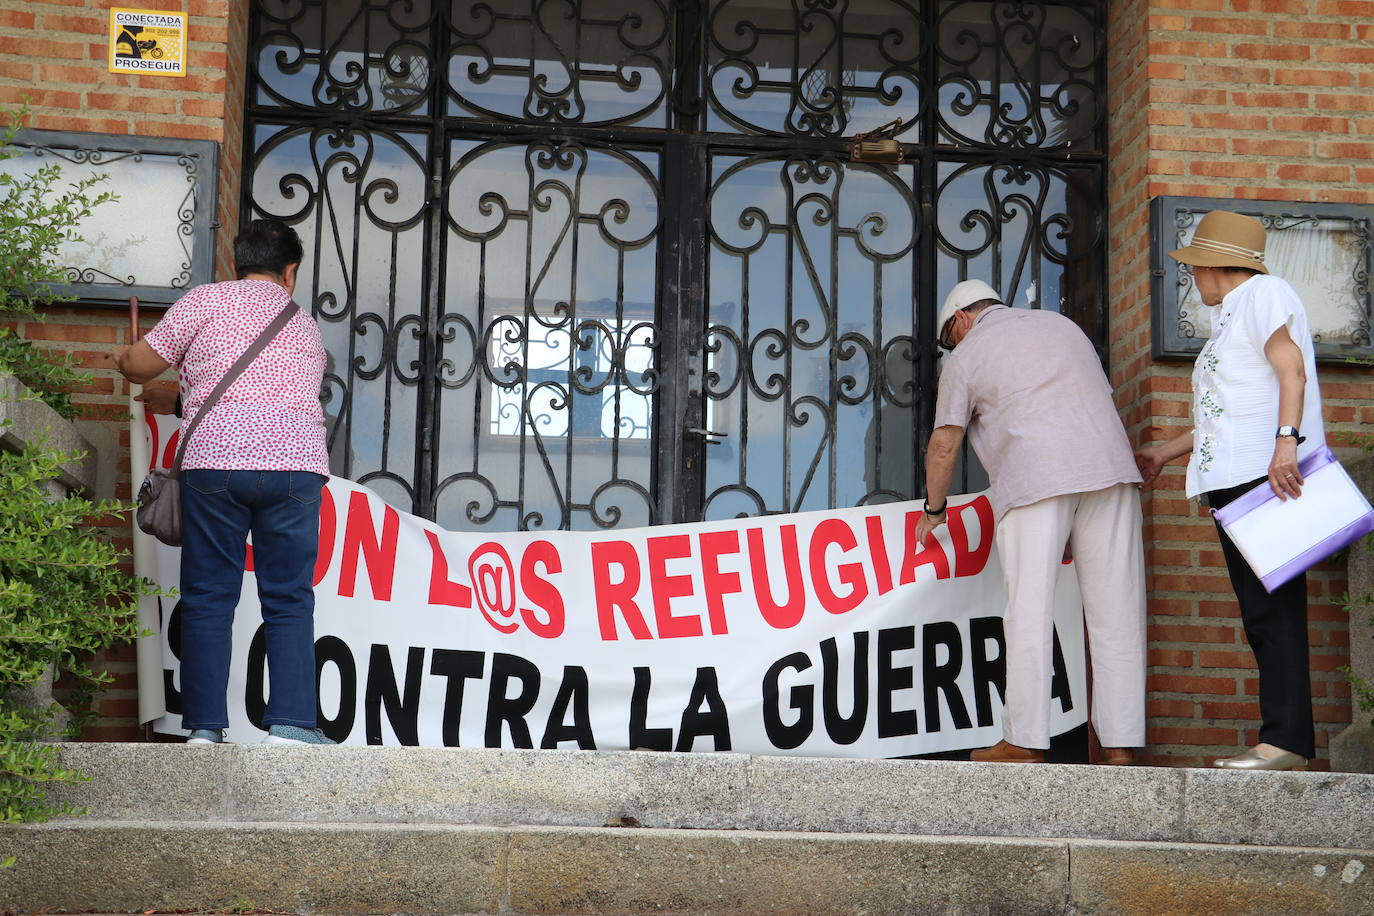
xmin=144 ymin=279 xmax=330 ymax=476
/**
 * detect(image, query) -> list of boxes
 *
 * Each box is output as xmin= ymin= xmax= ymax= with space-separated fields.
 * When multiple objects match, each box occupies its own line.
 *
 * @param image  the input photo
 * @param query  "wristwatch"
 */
xmin=924 ymin=501 xmax=947 ymax=516
xmin=1276 ymin=426 xmax=1305 ymax=443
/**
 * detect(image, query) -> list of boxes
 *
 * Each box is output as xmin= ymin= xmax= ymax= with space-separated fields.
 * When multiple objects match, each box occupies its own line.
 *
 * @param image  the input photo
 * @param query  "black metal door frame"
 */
xmin=241 ymin=0 xmax=1107 ymax=528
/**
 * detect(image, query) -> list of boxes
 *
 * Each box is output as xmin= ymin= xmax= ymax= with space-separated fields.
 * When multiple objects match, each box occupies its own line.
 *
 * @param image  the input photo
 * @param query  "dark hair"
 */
xmin=234 ymin=219 xmax=303 ymax=279
xmin=1220 ymin=266 xmax=1262 ymax=279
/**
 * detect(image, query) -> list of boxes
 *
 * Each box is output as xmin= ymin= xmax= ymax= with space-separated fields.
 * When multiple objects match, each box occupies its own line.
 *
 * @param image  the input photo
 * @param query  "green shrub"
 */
xmin=0 ymin=439 xmax=146 ymax=823
xmin=0 ymin=101 xmax=150 ymax=827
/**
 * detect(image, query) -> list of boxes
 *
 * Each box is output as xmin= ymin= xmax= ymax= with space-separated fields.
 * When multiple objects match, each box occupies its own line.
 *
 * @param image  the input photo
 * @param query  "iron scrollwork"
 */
xmin=935 ymin=0 xmax=1103 ymax=151
xmin=431 ymin=138 xmax=663 ymax=531
xmin=253 ymin=0 xmax=438 ymax=114
xmin=704 ymin=153 xmax=920 ymax=519
xmin=935 ymin=159 xmax=1102 ymax=324
xmin=706 ymin=0 xmax=926 ymax=138
xmin=245 ymin=121 xmax=430 ymax=510
xmin=1151 ymin=196 xmax=1374 ymax=365
xmin=446 ymin=0 xmax=673 ymax=126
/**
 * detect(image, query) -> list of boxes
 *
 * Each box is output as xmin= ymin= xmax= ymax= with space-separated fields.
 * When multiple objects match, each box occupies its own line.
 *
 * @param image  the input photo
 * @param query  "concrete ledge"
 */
xmin=1183 ymin=768 xmax=1374 ymax=850
xmin=743 ymin=753 xmax=1187 ymax=842
xmin=1 ymin=822 xmax=1369 ymax=916
xmin=42 ymin=744 xmax=1374 ymax=850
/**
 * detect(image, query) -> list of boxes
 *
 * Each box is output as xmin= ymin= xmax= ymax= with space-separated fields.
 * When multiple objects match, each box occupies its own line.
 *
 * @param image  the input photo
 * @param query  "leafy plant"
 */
xmin=0 ymin=101 xmax=149 ymax=827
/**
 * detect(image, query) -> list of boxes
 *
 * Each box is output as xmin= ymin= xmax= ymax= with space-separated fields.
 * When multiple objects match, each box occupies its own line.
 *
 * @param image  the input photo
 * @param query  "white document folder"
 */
xmin=1212 ymin=447 xmax=1374 ymax=593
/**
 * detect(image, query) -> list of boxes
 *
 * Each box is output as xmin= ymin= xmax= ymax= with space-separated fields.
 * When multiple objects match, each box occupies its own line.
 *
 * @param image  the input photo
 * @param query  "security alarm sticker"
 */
xmin=109 ymin=8 xmax=186 ymax=76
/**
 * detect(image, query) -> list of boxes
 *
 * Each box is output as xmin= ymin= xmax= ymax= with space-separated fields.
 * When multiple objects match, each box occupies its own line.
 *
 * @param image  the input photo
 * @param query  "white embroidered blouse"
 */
xmin=1186 ymin=274 xmax=1325 ymax=499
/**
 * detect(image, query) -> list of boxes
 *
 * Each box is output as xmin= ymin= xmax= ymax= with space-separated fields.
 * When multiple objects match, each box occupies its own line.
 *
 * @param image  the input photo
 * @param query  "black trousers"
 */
xmin=1208 ymin=478 xmax=1316 ymax=759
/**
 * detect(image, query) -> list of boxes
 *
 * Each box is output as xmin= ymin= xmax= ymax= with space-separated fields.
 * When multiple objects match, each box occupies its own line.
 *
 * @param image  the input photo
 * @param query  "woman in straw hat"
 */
xmin=1134 ymin=209 xmax=1325 ymax=771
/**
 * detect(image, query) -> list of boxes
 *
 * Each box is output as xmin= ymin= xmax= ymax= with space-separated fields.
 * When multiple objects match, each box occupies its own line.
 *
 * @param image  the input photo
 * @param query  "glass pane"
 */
xmin=433 ymin=139 xmax=662 ymax=531
xmin=253 ymin=0 xmax=436 ymax=115
xmin=487 ymin=318 xmax=654 ymax=440
xmin=705 ymin=154 xmax=920 ymax=519
xmin=446 ymin=0 xmax=672 ymax=127
xmin=706 ymin=0 xmax=925 ymax=138
xmin=936 ymin=0 xmax=1102 ymax=151
xmin=245 ymin=122 xmax=428 ymax=513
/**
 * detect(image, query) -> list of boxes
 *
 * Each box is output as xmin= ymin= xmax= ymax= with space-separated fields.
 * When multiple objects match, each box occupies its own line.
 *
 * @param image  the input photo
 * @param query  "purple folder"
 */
xmin=1212 ymin=447 xmax=1374 ymax=593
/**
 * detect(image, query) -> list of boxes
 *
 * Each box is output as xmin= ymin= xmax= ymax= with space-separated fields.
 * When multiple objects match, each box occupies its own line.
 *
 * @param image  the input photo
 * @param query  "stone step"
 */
xmin=32 ymin=743 xmax=1374 ymax=848
xmin=0 ymin=744 xmax=1370 ymax=914
xmin=2 ymin=821 xmax=1372 ymax=914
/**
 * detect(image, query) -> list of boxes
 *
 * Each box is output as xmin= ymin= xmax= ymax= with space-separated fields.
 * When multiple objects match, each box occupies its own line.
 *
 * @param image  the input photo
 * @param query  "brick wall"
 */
xmin=1 ymin=0 xmax=245 ymax=739
xmin=1108 ymin=0 xmax=1374 ymax=768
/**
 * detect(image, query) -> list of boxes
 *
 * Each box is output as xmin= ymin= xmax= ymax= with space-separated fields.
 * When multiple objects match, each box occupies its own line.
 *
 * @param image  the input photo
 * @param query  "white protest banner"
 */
xmin=142 ymin=415 xmax=1088 ymax=756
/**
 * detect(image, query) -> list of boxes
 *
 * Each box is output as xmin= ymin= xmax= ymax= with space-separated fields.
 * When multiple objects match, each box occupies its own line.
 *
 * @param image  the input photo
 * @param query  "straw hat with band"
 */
xmin=936 ymin=279 xmax=1002 ymax=349
xmin=1167 ymin=210 xmax=1268 ymax=274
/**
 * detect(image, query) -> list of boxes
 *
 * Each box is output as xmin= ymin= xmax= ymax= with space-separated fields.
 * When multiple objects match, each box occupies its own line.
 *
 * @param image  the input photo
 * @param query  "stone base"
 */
xmin=1332 ymin=723 xmax=1374 ymax=774
xmin=3 ymin=664 xmax=71 ymax=739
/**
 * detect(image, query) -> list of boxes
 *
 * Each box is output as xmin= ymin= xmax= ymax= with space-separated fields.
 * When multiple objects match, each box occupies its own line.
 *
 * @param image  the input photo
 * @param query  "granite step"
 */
xmin=0 ymin=744 xmax=1370 ymax=914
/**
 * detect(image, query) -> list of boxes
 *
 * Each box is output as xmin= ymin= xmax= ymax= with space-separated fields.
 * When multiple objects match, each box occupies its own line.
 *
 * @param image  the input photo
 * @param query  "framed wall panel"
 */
xmin=1151 ymin=195 xmax=1373 ymax=366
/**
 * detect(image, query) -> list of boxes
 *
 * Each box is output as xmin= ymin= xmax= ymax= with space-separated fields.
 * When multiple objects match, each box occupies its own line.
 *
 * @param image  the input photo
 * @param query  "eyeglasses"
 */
xmin=938 ymin=316 xmax=957 ymax=351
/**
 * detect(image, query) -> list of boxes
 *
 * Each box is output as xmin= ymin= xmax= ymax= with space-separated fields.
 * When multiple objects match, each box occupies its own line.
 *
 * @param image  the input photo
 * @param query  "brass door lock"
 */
xmin=849 ymin=119 xmax=905 ymax=165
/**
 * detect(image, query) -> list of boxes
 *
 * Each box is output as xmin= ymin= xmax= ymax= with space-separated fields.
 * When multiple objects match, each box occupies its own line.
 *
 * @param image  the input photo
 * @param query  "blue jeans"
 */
xmin=179 ymin=469 xmax=325 ymax=730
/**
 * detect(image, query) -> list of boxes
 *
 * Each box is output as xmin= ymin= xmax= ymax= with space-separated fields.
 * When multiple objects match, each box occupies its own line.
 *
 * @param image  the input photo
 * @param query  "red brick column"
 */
xmin=1108 ymin=0 xmax=1374 ymax=767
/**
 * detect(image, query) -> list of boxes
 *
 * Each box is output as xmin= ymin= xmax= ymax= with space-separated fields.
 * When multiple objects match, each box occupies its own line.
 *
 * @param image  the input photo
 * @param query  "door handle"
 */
xmin=685 ymin=427 xmax=728 ymax=445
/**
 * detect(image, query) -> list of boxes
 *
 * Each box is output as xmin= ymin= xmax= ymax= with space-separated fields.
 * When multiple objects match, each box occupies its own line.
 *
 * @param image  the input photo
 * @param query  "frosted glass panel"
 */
xmin=3 ymin=129 xmax=218 ymax=306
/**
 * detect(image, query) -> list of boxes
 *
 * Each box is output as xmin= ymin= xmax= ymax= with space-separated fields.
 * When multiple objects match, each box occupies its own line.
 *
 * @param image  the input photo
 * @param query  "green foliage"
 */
xmin=0 ymin=439 xmax=146 ymax=824
xmin=0 ymin=100 xmax=148 ymax=829
xmin=0 ymin=102 xmax=113 ymax=417
xmin=0 ymin=707 xmax=89 ymax=826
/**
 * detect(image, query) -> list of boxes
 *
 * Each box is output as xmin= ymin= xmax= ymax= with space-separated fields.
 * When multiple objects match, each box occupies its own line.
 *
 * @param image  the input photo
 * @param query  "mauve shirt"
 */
xmin=933 ymin=306 xmax=1141 ymax=520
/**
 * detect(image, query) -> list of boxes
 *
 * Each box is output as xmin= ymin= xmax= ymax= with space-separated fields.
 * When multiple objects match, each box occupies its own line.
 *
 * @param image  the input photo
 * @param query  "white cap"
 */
xmin=936 ymin=279 xmax=1002 ymax=342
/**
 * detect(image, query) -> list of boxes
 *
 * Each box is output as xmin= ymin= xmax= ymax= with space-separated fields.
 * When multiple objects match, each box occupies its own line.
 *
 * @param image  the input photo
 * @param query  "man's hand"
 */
xmin=916 ymin=505 xmax=946 ymax=544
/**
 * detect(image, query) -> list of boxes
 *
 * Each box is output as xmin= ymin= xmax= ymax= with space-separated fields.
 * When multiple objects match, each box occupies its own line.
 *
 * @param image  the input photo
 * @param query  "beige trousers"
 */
xmin=994 ymin=482 xmax=1147 ymax=749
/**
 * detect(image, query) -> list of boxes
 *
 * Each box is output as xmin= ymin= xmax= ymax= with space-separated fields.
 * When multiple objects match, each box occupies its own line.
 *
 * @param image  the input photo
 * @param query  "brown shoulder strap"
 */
xmin=170 ymin=299 xmax=301 ymax=475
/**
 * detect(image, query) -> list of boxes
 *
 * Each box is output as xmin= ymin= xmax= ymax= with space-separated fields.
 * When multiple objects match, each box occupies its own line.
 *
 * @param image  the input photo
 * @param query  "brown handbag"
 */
xmin=136 ymin=300 xmax=300 ymax=546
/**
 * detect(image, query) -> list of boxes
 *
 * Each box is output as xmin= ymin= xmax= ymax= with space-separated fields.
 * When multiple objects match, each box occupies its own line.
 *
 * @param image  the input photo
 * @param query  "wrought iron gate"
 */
xmin=243 ymin=0 xmax=1106 ymax=531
